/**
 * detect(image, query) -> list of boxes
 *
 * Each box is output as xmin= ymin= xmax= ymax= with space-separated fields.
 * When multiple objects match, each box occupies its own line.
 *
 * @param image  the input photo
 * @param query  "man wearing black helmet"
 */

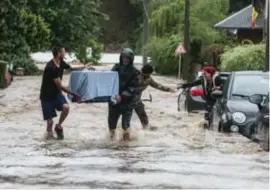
xmin=108 ymin=48 xmax=139 ymax=140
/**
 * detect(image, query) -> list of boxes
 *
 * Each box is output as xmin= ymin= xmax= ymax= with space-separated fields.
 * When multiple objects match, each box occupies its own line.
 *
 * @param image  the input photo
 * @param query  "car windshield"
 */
xmin=231 ymin=74 xmax=269 ymax=99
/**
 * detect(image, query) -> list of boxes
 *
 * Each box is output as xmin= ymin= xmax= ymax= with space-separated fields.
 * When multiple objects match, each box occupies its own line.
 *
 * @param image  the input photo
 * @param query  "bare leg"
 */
xmin=46 ymin=119 xmax=55 ymax=139
xmin=47 ymin=119 xmax=53 ymax=132
xmin=57 ymin=104 xmax=69 ymax=128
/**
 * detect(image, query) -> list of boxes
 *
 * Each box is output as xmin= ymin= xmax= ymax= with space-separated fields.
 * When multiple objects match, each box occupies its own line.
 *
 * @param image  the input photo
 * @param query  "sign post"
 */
xmin=86 ymin=47 xmax=92 ymax=59
xmin=175 ymin=43 xmax=186 ymax=79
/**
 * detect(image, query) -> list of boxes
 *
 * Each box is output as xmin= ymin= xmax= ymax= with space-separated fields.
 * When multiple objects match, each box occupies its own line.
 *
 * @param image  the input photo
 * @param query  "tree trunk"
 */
xmin=183 ymin=0 xmax=190 ymax=80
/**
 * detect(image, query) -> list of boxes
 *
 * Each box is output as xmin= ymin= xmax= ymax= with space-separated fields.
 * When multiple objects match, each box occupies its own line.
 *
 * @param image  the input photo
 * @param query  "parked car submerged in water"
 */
xmin=210 ymin=71 xmax=269 ymax=137
xmin=249 ymin=93 xmax=269 ymax=151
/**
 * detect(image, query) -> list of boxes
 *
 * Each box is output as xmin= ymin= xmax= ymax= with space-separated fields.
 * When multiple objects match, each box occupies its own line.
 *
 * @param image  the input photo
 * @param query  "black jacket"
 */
xmin=182 ymin=75 xmax=223 ymax=102
xmin=111 ymin=61 xmax=139 ymax=109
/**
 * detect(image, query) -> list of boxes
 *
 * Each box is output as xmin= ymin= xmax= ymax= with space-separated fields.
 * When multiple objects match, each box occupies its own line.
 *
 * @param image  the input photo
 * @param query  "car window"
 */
xmin=231 ymin=74 xmax=269 ymax=99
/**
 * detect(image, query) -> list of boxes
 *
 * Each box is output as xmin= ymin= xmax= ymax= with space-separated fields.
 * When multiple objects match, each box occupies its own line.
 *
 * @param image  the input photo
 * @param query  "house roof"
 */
xmin=214 ymin=5 xmax=264 ymax=29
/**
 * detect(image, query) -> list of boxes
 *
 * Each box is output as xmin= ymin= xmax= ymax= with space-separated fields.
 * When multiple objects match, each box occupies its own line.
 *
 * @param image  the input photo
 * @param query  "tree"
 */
xmin=27 ymin=0 xmax=106 ymax=52
xmin=144 ymin=0 xmax=229 ymax=77
xmin=228 ymin=0 xmax=251 ymax=14
xmin=0 ymin=0 xmax=106 ymax=74
xmin=0 ymin=0 xmax=50 ymax=74
xmin=99 ymin=0 xmax=142 ymax=49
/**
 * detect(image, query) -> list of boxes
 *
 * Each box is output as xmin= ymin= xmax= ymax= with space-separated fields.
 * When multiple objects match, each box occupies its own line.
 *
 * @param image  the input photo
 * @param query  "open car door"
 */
xmin=185 ymin=71 xmax=230 ymax=113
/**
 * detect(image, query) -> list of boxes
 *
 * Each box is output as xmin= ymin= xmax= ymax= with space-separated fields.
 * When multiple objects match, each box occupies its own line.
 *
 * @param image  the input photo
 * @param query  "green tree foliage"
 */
xmin=0 ymin=0 xmax=105 ymax=74
xmin=221 ymin=44 xmax=265 ymax=71
xmin=229 ymin=0 xmax=251 ymax=14
xmin=28 ymin=0 xmax=105 ymax=51
xmin=144 ymin=0 xmax=229 ymax=76
xmin=201 ymin=44 xmax=225 ymax=65
xmin=99 ymin=0 xmax=142 ymax=49
xmin=0 ymin=0 xmax=50 ymax=74
xmin=0 ymin=0 xmax=105 ymax=75
xmin=76 ymin=38 xmax=104 ymax=65
xmin=145 ymin=35 xmax=182 ymax=75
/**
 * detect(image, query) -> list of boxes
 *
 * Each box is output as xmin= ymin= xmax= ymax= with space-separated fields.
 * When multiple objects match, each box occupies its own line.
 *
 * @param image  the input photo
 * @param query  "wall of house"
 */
xmin=237 ymin=29 xmax=263 ymax=43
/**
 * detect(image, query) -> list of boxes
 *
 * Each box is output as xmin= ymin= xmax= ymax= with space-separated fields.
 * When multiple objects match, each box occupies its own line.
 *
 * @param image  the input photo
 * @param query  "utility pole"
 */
xmin=142 ymin=0 xmax=149 ymax=66
xmin=265 ymin=0 xmax=269 ymax=71
xmin=183 ymin=0 xmax=190 ymax=79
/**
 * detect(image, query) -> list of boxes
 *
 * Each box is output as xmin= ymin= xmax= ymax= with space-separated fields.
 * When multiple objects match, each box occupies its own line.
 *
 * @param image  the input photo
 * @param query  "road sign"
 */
xmin=175 ymin=43 xmax=186 ymax=79
xmin=175 ymin=43 xmax=186 ymax=54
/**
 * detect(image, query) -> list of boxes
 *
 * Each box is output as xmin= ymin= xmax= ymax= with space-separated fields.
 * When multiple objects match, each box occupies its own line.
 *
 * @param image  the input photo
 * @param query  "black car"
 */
xmin=177 ymin=72 xmax=230 ymax=113
xmin=210 ymin=71 xmax=269 ymax=137
xmin=249 ymin=93 xmax=269 ymax=151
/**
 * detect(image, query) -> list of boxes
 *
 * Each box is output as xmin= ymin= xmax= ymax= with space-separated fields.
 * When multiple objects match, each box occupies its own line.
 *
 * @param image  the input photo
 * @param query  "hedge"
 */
xmin=221 ymin=44 xmax=265 ymax=71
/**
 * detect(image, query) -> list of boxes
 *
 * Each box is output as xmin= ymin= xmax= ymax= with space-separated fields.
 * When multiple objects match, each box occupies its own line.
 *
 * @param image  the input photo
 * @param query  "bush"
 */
xmin=201 ymin=44 xmax=224 ymax=64
xmin=145 ymin=35 xmax=182 ymax=75
xmin=76 ymin=38 xmax=103 ymax=65
xmin=11 ymin=57 xmax=39 ymax=75
xmin=221 ymin=44 xmax=265 ymax=71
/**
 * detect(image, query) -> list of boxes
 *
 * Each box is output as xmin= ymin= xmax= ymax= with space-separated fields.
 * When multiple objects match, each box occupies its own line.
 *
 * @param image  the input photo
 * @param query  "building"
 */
xmin=214 ymin=4 xmax=264 ymax=43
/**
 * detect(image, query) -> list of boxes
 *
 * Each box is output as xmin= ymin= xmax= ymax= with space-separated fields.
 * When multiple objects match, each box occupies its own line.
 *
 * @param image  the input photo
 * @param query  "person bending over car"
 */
xmin=179 ymin=65 xmax=223 ymax=127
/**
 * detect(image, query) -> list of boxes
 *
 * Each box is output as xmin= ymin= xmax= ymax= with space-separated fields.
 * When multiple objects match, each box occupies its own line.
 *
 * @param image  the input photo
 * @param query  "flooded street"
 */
xmin=0 ymin=73 xmax=269 ymax=189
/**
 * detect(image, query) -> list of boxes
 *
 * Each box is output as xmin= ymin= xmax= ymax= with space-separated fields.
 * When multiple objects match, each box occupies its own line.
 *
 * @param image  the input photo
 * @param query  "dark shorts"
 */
xmin=41 ymin=93 xmax=68 ymax=120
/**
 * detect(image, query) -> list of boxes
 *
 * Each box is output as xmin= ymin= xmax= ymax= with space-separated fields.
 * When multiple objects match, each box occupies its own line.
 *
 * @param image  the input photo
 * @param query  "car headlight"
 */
xmin=232 ymin=112 xmax=246 ymax=124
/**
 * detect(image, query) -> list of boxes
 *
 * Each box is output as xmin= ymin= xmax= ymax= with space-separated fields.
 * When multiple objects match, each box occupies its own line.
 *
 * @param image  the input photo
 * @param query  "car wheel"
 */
xmin=241 ymin=125 xmax=252 ymax=139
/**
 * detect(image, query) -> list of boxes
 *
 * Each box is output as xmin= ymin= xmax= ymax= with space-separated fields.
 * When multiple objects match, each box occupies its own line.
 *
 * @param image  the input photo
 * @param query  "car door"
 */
xmin=187 ymin=72 xmax=205 ymax=112
xmin=216 ymin=74 xmax=231 ymax=118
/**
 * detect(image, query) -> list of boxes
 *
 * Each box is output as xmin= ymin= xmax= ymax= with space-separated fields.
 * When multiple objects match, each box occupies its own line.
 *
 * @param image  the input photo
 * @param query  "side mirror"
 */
xmin=249 ymin=94 xmax=263 ymax=105
xmin=211 ymin=90 xmax=223 ymax=98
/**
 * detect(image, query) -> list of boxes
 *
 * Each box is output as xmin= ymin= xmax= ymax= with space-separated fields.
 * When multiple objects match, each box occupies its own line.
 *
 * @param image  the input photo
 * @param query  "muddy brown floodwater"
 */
xmin=0 ymin=72 xmax=269 ymax=189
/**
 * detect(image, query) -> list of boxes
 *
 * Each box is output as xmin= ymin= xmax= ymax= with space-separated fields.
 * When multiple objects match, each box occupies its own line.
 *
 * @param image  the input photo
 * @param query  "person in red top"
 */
xmin=179 ymin=64 xmax=223 ymax=127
